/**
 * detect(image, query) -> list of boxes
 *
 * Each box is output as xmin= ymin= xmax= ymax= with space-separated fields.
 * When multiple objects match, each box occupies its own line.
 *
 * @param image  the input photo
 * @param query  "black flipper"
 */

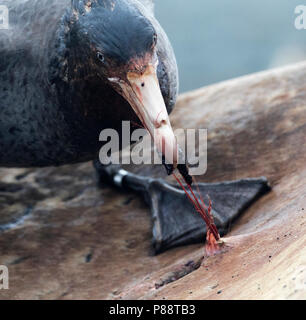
xmin=94 ymin=162 xmax=271 ymax=254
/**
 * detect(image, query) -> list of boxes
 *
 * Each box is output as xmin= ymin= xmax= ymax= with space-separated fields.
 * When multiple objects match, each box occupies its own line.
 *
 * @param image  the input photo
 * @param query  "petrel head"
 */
xmin=69 ymin=0 xmax=178 ymax=165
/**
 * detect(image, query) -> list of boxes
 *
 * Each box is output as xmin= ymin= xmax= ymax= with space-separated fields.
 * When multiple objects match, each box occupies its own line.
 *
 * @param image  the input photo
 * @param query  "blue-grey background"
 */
xmin=155 ymin=0 xmax=306 ymax=93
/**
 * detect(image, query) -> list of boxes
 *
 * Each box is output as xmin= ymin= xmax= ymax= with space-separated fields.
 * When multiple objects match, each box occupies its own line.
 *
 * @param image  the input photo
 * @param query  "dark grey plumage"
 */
xmin=0 ymin=1 xmax=271 ymax=254
xmin=0 ymin=0 xmax=178 ymax=167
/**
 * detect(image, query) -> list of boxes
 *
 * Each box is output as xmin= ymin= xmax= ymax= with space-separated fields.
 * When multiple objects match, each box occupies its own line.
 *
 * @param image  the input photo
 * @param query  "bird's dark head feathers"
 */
xmin=56 ymin=1 xmax=179 ymax=169
xmin=68 ymin=0 xmax=157 ymax=79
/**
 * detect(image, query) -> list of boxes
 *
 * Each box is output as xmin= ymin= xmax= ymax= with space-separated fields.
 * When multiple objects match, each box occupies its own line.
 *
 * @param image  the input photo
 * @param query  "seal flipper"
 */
xmin=94 ymin=162 xmax=271 ymax=254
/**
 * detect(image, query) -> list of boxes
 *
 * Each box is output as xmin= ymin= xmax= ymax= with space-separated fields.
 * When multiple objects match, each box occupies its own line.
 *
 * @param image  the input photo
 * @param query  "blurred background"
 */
xmin=155 ymin=0 xmax=306 ymax=93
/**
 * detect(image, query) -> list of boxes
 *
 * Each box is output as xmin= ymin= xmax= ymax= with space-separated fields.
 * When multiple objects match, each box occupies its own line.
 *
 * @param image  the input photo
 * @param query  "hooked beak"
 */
xmin=112 ymin=64 xmax=178 ymax=165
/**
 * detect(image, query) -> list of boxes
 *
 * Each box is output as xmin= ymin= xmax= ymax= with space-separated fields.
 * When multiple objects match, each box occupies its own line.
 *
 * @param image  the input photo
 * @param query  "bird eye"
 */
xmin=152 ymin=34 xmax=157 ymax=48
xmin=97 ymin=52 xmax=105 ymax=63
